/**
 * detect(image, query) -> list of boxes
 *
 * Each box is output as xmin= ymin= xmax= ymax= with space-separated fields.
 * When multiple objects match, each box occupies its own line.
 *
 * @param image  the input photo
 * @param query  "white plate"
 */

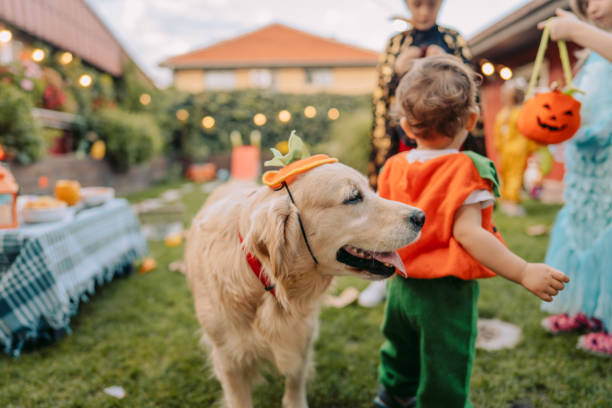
xmin=22 ymin=203 xmax=70 ymax=224
xmin=81 ymin=187 xmax=115 ymax=207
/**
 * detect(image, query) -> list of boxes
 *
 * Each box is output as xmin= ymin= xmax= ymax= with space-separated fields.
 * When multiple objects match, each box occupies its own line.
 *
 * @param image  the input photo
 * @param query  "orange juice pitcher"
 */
xmin=55 ymin=180 xmax=81 ymax=206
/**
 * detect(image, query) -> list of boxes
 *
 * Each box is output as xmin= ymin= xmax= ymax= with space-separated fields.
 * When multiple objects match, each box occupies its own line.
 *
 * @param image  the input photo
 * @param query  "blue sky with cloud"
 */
xmin=86 ymin=0 xmax=530 ymax=87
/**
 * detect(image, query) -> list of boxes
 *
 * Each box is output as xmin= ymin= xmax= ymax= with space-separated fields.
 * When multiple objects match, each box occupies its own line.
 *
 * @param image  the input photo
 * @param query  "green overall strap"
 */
xmin=463 ymin=151 xmax=500 ymax=197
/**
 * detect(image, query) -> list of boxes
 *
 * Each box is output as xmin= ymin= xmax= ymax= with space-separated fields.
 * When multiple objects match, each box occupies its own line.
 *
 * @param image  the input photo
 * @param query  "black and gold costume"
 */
xmin=368 ymin=24 xmax=486 ymax=190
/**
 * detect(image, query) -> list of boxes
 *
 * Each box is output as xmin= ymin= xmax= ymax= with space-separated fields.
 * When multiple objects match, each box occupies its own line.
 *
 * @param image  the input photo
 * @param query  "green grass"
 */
xmin=1 ymin=187 xmax=608 ymax=407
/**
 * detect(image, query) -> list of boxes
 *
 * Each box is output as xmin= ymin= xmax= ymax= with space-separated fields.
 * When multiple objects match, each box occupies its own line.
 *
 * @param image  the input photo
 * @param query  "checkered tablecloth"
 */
xmin=0 ymin=198 xmax=148 ymax=357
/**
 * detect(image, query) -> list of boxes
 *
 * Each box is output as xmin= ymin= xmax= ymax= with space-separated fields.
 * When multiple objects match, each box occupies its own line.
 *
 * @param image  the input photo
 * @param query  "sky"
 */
xmin=85 ymin=0 xmax=531 ymax=88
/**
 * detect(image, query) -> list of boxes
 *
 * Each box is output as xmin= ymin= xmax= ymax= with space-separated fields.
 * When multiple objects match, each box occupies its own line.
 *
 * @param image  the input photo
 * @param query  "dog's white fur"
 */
xmin=185 ymin=163 xmax=422 ymax=408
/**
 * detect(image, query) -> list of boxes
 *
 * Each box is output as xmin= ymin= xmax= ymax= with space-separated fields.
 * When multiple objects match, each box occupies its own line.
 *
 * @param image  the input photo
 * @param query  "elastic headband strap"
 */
xmin=275 ymin=181 xmax=319 ymax=265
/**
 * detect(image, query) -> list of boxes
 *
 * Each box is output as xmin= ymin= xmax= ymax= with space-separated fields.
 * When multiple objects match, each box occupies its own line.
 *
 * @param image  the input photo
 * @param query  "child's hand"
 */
xmin=537 ymin=8 xmax=581 ymax=42
xmin=425 ymin=44 xmax=445 ymax=57
xmin=520 ymin=262 xmax=569 ymax=302
xmin=395 ymin=46 xmax=423 ymax=75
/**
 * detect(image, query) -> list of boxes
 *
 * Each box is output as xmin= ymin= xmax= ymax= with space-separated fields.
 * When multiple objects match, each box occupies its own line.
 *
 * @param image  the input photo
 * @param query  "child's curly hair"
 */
xmin=394 ymin=55 xmax=480 ymax=140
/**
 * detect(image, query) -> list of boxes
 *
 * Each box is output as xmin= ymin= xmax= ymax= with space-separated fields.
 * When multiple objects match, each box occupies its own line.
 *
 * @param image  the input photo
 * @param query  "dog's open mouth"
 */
xmin=336 ymin=245 xmax=406 ymax=278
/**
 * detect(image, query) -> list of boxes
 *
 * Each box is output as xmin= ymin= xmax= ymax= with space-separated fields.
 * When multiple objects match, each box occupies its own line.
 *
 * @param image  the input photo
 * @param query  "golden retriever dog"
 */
xmin=185 ymin=162 xmax=424 ymax=408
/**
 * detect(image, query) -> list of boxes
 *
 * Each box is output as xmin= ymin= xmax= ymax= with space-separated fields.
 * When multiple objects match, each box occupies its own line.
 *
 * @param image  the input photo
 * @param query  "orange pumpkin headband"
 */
xmin=262 ymin=132 xmax=337 ymax=189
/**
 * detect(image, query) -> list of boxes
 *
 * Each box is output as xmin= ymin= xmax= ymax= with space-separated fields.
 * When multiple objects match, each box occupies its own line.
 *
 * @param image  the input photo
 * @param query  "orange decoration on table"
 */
xmin=54 ymin=180 xmax=81 ymax=206
xmin=0 ymin=164 xmax=19 ymax=229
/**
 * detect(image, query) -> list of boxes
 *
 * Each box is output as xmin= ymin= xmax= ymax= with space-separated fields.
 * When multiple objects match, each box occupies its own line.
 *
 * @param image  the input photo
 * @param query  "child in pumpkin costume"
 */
xmin=361 ymin=0 xmax=486 ymax=308
xmin=372 ymin=56 xmax=569 ymax=408
xmin=538 ymin=3 xmax=612 ymax=356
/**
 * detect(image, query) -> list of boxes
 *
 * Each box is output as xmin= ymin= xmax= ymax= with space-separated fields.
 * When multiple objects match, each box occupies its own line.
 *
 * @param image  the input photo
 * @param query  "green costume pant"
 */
xmin=378 ymin=276 xmax=479 ymax=408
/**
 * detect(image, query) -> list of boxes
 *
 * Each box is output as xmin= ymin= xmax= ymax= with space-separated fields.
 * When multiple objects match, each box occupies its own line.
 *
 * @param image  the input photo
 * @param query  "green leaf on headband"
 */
xmin=264 ymin=130 xmax=310 ymax=167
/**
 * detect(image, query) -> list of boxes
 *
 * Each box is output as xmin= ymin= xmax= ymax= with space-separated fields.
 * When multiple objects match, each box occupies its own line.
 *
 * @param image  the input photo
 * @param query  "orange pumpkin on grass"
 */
xmin=517 ymin=90 xmax=581 ymax=145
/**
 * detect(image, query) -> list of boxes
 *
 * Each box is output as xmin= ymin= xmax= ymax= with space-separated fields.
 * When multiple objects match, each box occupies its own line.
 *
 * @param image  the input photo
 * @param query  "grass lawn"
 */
xmin=0 ymin=182 xmax=609 ymax=407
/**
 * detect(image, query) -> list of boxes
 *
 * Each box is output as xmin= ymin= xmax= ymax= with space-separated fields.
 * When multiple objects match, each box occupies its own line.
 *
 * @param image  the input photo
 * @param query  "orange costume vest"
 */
xmin=378 ymin=152 xmax=504 ymax=280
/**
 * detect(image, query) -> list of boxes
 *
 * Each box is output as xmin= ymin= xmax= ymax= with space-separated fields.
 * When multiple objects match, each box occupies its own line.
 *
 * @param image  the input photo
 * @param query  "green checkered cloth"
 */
xmin=0 ymin=199 xmax=148 ymax=357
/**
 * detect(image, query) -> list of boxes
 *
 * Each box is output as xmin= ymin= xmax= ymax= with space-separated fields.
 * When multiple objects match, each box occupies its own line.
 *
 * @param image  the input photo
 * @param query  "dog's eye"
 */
xmin=343 ymin=190 xmax=363 ymax=205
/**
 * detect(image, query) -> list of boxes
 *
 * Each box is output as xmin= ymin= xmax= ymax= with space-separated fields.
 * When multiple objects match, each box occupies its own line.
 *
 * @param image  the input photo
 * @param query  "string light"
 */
xmin=0 ymin=29 xmax=12 ymax=44
xmin=304 ymin=106 xmax=317 ymax=118
xmin=176 ymin=109 xmax=189 ymax=121
xmin=201 ymin=116 xmax=215 ymax=129
xmin=500 ymin=66 xmax=513 ymax=80
xmin=278 ymin=110 xmax=291 ymax=123
xmin=31 ymin=49 xmax=45 ymax=62
xmin=328 ymin=108 xmax=340 ymax=120
xmin=78 ymin=74 xmax=92 ymax=87
xmin=139 ymin=93 xmax=151 ymax=105
xmin=253 ymin=113 xmax=267 ymax=126
xmin=59 ymin=52 xmax=73 ymax=65
xmin=481 ymin=62 xmax=495 ymax=76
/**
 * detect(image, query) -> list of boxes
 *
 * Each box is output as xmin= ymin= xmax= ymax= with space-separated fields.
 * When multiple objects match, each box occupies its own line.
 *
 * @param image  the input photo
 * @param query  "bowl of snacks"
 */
xmin=21 ymin=196 xmax=70 ymax=224
xmin=80 ymin=187 xmax=115 ymax=207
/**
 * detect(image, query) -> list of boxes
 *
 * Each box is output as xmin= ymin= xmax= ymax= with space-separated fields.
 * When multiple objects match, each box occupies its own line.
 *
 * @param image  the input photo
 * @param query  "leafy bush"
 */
xmin=89 ymin=108 xmax=163 ymax=171
xmin=162 ymin=90 xmax=370 ymax=160
xmin=0 ymin=82 xmax=45 ymax=164
xmin=314 ymin=107 xmax=372 ymax=174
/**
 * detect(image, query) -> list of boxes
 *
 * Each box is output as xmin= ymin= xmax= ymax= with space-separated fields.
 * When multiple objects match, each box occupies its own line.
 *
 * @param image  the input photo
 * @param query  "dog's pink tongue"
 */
xmin=373 ymin=251 xmax=407 ymax=278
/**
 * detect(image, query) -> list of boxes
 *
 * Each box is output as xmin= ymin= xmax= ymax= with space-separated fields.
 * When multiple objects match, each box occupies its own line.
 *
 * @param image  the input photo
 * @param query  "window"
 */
xmin=305 ymin=68 xmax=333 ymax=87
xmin=0 ymin=40 xmax=17 ymax=64
xmin=249 ymin=69 xmax=273 ymax=88
xmin=205 ymin=70 xmax=236 ymax=90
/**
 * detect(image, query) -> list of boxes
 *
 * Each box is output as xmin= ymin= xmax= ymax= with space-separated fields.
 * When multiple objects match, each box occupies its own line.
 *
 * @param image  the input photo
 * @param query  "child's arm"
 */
xmin=453 ymin=203 xmax=569 ymax=301
xmin=538 ymin=8 xmax=612 ymax=63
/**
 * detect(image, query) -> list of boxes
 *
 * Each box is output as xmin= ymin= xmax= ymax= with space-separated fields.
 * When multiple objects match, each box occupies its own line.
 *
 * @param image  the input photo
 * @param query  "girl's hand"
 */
xmin=395 ymin=46 xmax=423 ymax=75
xmin=520 ymin=262 xmax=569 ymax=302
xmin=537 ymin=8 xmax=581 ymax=42
xmin=425 ymin=44 xmax=446 ymax=57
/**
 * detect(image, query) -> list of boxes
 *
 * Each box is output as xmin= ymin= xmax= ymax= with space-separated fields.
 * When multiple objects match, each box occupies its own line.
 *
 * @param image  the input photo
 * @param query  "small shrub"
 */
xmin=314 ymin=107 xmax=372 ymax=174
xmin=90 ymin=108 xmax=163 ymax=171
xmin=162 ymin=90 xmax=371 ymax=160
xmin=0 ymin=82 xmax=45 ymax=163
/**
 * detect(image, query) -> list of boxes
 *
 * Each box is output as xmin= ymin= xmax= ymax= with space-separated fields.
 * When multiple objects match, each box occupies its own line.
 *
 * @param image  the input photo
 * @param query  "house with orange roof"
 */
xmin=160 ymin=23 xmax=379 ymax=95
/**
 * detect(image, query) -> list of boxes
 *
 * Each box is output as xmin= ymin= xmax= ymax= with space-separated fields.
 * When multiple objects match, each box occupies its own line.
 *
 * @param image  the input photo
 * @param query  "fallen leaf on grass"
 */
xmin=526 ymin=224 xmax=550 ymax=236
xmin=323 ymin=287 xmax=360 ymax=308
xmin=104 ymin=386 xmax=126 ymax=399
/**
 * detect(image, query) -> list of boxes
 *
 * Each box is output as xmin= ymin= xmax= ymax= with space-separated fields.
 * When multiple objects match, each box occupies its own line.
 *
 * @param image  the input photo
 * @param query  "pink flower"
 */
xmin=20 ymin=79 xmax=34 ymax=91
xmin=23 ymin=60 xmax=42 ymax=78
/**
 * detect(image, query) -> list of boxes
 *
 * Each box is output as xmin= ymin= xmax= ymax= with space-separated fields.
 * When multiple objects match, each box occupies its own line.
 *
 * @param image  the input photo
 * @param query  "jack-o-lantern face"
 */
xmin=517 ymin=90 xmax=581 ymax=144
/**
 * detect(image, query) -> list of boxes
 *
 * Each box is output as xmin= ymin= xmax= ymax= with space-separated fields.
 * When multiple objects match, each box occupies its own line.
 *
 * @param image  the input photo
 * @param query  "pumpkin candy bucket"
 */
xmin=517 ymin=21 xmax=583 ymax=144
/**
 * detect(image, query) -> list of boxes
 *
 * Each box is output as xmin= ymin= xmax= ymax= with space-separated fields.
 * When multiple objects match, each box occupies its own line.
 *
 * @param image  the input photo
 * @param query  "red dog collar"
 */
xmin=238 ymin=232 xmax=276 ymax=296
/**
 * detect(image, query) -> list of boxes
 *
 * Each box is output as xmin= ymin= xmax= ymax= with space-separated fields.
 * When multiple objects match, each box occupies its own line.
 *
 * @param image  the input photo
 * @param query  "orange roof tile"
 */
xmin=160 ymin=23 xmax=379 ymax=69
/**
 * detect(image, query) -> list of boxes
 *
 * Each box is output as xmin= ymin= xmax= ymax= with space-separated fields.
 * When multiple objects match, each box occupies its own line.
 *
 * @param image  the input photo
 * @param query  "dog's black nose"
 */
xmin=408 ymin=210 xmax=425 ymax=228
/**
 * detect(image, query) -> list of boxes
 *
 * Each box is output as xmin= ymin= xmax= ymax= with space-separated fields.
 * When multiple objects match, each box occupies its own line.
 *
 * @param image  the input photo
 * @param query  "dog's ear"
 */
xmin=242 ymin=195 xmax=300 ymax=308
